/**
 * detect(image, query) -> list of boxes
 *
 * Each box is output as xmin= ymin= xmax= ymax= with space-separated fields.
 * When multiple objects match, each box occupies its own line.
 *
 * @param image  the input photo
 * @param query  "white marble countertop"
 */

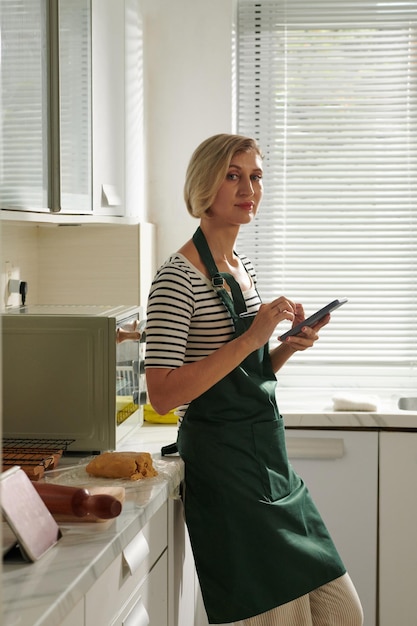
xmin=276 ymin=389 xmax=417 ymax=429
xmin=3 ymin=392 xmax=417 ymax=626
xmin=132 ymin=389 xmax=417 ymax=434
xmin=2 ymin=426 xmax=183 ymax=626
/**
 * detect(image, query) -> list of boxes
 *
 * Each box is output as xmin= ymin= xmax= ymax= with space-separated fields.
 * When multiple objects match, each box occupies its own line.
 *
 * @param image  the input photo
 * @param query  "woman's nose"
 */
xmin=239 ymin=177 xmax=254 ymax=196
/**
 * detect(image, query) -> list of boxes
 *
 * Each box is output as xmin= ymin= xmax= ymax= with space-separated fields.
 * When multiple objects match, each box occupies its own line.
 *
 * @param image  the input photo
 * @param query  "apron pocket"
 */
xmin=252 ymin=419 xmax=296 ymax=502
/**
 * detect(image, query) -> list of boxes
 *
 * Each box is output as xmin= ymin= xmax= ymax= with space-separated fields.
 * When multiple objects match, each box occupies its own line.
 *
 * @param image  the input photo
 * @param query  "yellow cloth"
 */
xmin=143 ymin=404 xmax=177 ymax=424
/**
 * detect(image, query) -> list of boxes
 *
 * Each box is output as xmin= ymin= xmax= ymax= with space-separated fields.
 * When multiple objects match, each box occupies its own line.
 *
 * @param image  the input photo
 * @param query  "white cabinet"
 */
xmin=0 ymin=0 xmax=144 ymax=222
xmin=86 ymin=501 xmax=168 ymax=626
xmin=168 ymin=498 xmax=229 ymax=626
xmin=111 ymin=551 xmax=168 ymax=626
xmin=286 ymin=430 xmax=378 ymax=626
xmin=168 ymin=498 xmax=197 ymax=626
xmin=57 ymin=501 xmax=168 ymax=626
xmin=379 ymin=431 xmax=417 ymax=626
xmin=169 ymin=496 xmax=230 ymax=626
xmin=90 ymin=0 xmax=144 ymax=221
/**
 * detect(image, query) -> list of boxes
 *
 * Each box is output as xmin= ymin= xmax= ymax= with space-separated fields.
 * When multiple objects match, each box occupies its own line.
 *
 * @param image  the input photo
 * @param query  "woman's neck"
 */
xmin=199 ymin=222 xmax=239 ymax=265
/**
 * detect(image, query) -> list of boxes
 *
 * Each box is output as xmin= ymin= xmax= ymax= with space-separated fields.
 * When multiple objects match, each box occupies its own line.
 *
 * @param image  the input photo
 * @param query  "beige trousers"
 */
xmin=235 ymin=573 xmax=363 ymax=626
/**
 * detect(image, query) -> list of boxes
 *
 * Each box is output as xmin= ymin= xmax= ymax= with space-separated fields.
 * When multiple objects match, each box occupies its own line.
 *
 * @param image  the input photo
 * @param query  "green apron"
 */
xmin=176 ymin=227 xmax=346 ymax=624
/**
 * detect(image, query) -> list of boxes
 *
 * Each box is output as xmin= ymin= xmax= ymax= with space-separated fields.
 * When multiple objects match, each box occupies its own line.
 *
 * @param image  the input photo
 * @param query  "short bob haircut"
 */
xmin=184 ymin=133 xmax=263 ymax=218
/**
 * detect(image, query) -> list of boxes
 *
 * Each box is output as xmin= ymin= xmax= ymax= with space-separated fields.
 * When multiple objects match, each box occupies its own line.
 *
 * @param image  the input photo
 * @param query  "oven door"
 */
xmin=115 ymin=315 xmax=147 ymax=443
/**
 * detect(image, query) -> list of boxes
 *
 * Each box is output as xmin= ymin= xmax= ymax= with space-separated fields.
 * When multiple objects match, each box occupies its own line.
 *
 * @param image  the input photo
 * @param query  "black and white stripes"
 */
xmin=145 ymin=252 xmax=261 ymax=419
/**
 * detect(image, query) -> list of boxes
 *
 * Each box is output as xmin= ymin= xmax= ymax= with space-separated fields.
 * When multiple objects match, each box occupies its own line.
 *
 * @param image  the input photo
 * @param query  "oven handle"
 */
xmin=116 ymin=319 xmax=146 ymax=343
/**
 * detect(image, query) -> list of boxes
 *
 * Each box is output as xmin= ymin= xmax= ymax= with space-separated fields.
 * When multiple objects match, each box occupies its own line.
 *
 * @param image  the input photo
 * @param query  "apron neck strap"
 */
xmin=192 ymin=227 xmax=247 ymax=319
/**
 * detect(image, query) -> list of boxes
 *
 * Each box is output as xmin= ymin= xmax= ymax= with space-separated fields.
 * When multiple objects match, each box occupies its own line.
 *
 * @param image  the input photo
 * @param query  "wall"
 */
xmin=1 ymin=223 xmax=39 ymax=308
xmin=1 ymin=0 xmax=236 ymax=304
xmin=0 ymin=222 xmax=155 ymax=308
xmin=37 ymin=223 xmax=156 ymax=306
xmin=141 ymin=0 xmax=236 ymax=266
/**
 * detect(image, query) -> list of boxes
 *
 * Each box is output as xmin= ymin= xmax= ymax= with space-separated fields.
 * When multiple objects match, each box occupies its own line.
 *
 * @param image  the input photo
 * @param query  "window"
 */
xmin=237 ymin=0 xmax=417 ymax=389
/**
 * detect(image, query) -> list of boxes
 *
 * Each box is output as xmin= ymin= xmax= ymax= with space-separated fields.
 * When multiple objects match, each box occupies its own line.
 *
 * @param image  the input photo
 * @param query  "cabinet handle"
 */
xmin=286 ymin=437 xmax=345 ymax=459
xmin=122 ymin=532 xmax=150 ymax=575
xmin=122 ymin=597 xmax=149 ymax=626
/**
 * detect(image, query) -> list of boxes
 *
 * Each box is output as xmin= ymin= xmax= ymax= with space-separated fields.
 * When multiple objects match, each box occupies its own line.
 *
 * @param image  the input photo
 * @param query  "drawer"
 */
xmin=86 ymin=502 xmax=167 ymax=624
xmin=111 ymin=550 xmax=168 ymax=626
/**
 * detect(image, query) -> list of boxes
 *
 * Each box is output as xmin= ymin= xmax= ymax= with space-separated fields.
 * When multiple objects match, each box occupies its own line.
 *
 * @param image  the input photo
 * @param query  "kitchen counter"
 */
xmin=2 ymin=426 xmax=183 ymax=626
xmin=277 ymin=389 xmax=417 ymax=430
xmin=283 ymin=408 xmax=417 ymax=430
xmin=2 ymin=394 xmax=417 ymax=626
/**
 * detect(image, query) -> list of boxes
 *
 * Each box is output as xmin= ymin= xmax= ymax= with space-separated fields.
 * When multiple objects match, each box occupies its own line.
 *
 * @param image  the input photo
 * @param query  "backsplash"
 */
xmin=1 ymin=222 xmax=156 ymax=310
xmin=1 ymin=223 xmax=39 ymax=309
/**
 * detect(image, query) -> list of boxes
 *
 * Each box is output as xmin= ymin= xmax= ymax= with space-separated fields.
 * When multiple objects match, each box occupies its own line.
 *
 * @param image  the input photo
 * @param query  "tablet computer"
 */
xmin=279 ymin=298 xmax=348 ymax=341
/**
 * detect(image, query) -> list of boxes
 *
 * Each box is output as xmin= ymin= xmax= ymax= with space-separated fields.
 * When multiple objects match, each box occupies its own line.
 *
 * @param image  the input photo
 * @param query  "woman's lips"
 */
xmin=237 ymin=202 xmax=254 ymax=210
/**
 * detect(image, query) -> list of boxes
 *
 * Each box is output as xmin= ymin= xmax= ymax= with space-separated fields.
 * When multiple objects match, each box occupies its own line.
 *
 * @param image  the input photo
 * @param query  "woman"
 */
xmin=145 ymin=134 xmax=363 ymax=626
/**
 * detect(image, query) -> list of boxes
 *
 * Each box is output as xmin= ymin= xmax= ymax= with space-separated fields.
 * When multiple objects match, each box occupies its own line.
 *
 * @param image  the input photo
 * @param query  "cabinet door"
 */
xmin=286 ymin=430 xmax=378 ymax=626
xmin=169 ymin=497 xmax=230 ymax=626
xmin=91 ymin=0 xmax=144 ymax=219
xmin=0 ymin=0 xmax=92 ymax=215
xmin=168 ymin=498 xmax=197 ymax=626
xmin=379 ymin=431 xmax=417 ymax=626
xmin=59 ymin=0 xmax=92 ymax=213
xmin=0 ymin=0 xmax=49 ymax=212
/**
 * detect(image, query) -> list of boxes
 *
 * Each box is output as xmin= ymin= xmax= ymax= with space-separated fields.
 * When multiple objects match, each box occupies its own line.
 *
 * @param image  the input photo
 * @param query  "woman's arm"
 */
xmin=147 ymin=300 xmax=330 ymax=414
xmin=146 ymin=296 xmax=294 ymax=414
xmin=147 ymin=330 xmax=259 ymax=415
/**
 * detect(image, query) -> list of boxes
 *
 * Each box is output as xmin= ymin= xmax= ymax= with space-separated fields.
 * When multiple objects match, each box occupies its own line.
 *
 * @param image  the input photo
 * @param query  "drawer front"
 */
xmin=86 ymin=502 xmax=167 ymax=624
xmin=112 ymin=550 xmax=168 ymax=626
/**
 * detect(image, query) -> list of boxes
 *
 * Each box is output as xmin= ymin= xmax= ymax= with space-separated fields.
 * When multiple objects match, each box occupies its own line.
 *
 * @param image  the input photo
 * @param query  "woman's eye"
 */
xmin=226 ymin=172 xmax=262 ymax=182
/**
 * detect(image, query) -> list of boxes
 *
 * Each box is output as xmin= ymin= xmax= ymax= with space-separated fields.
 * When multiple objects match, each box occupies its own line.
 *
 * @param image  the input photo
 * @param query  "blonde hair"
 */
xmin=184 ymin=134 xmax=263 ymax=218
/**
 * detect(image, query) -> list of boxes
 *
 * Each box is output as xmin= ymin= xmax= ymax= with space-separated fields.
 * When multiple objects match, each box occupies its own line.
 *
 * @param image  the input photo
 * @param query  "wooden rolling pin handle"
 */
xmin=32 ymin=483 xmax=122 ymax=519
xmin=84 ymin=493 xmax=122 ymax=519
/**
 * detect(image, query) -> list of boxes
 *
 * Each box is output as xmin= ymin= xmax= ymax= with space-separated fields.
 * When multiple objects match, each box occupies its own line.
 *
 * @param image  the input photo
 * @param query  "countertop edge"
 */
xmin=282 ymin=410 xmax=417 ymax=429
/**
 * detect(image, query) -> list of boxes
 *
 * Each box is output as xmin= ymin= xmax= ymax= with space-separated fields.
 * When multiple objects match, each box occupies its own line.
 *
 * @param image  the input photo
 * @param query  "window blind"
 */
xmin=237 ymin=0 xmax=417 ymax=375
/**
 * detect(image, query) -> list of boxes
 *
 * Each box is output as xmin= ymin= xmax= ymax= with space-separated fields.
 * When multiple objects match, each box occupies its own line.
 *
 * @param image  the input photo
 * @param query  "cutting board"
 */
xmin=52 ymin=485 xmax=126 ymax=523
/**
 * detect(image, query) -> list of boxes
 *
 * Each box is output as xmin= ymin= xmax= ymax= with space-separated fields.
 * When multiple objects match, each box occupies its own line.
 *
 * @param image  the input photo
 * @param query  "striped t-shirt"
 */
xmin=144 ymin=252 xmax=261 ymax=420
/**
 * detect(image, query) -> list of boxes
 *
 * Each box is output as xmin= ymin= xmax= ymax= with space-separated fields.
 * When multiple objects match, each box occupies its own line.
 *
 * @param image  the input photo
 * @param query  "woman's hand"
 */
xmin=268 ymin=301 xmax=331 ymax=373
xmin=279 ymin=303 xmax=330 ymax=352
xmin=243 ymin=296 xmax=296 ymax=350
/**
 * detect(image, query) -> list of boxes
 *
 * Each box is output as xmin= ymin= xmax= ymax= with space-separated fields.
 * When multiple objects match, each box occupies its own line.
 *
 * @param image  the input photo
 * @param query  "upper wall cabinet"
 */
xmin=0 ymin=0 xmax=144 ymax=223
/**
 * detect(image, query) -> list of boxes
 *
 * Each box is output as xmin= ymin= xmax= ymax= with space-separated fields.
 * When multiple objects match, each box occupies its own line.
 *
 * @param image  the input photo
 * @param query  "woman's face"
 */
xmin=207 ymin=149 xmax=263 ymax=225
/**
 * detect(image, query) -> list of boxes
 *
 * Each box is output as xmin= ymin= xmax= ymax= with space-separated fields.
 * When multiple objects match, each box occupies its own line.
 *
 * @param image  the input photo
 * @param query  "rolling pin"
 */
xmin=32 ymin=482 xmax=122 ymax=519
